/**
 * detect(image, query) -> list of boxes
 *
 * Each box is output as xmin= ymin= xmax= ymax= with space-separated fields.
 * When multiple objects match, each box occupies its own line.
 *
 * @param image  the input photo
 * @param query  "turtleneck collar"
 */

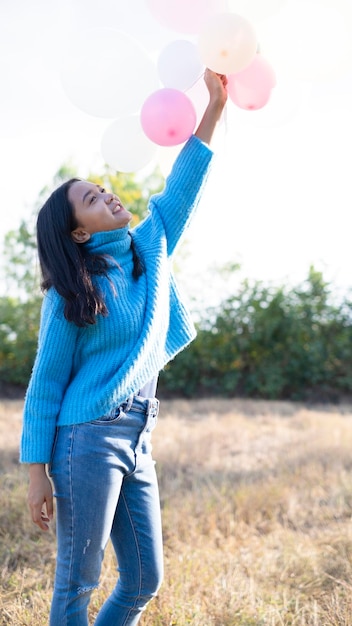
xmin=84 ymin=226 xmax=131 ymax=257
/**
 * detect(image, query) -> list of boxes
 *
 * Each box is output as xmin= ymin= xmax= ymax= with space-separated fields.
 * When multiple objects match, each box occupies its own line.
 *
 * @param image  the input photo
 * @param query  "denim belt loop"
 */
xmin=147 ymin=398 xmax=159 ymax=419
xmin=121 ymin=394 xmax=134 ymax=413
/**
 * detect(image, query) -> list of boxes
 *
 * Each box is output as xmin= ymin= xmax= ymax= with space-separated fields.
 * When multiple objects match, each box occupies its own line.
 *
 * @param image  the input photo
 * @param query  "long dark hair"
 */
xmin=36 ymin=178 xmax=144 ymax=327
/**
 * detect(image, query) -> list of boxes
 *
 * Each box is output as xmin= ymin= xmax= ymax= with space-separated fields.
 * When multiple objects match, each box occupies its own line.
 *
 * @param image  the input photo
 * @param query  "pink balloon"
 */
xmin=146 ymin=0 xmax=229 ymax=34
xmin=140 ymin=89 xmax=197 ymax=146
xmin=227 ymin=55 xmax=276 ymax=110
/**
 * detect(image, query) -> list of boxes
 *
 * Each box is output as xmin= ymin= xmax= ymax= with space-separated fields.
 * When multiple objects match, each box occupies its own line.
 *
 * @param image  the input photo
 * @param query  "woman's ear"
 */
xmin=71 ymin=228 xmax=91 ymax=243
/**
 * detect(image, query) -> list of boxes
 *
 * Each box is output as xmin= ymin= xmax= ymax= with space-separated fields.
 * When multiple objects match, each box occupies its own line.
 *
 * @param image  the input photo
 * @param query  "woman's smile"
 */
xmin=68 ymin=181 xmax=132 ymax=240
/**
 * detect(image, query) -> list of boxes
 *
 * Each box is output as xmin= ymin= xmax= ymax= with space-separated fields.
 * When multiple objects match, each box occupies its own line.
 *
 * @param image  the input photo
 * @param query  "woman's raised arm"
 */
xmin=194 ymin=69 xmax=228 ymax=145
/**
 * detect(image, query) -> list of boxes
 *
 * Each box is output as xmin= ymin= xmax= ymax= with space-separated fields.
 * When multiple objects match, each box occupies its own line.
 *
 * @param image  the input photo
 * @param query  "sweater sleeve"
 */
xmin=20 ymin=290 xmax=79 ymax=463
xmin=147 ymin=135 xmax=214 ymax=256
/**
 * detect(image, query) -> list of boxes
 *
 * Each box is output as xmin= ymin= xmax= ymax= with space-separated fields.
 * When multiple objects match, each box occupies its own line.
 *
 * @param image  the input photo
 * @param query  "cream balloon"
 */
xmin=197 ymin=12 xmax=257 ymax=74
xmin=101 ymin=116 xmax=157 ymax=172
xmin=60 ymin=28 xmax=159 ymax=118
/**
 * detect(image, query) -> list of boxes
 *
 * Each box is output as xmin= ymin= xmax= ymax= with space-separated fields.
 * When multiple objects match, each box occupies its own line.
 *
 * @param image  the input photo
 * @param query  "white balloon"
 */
xmin=146 ymin=0 xmax=230 ymax=35
xmin=60 ymin=28 xmax=159 ymax=118
xmin=156 ymin=145 xmax=183 ymax=178
xmin=101 ymin=116 xmax=157 ymax=172
xmin=157 ymin=40 xmax=204 ymax=91
xmin=259 ymin=0 xmax=352 ymax=83
xmin=227 ymin=0 xmax=287 ymax=23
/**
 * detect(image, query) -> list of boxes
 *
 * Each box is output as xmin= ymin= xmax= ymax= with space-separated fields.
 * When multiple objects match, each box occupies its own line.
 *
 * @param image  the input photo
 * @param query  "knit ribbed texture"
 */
xmin=20 ymin=135 xmax=213 ymax=463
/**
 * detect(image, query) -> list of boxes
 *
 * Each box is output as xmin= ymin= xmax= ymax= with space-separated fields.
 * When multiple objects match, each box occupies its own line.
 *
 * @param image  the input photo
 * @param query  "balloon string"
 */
xmin=223 ymin=103 xmax=228 ymax=134
xmin=220 ymin=103 xmax=229 ymax=155
xmin=185 ymin=71 xmax=205 ymax=93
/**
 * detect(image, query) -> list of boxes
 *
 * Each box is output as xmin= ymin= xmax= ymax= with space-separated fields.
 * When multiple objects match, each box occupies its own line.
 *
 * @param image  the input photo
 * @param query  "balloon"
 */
xmin=259 ymin=0 xmax=352 ymax=83
xmin=157 ymin=40 xmax=204 ymax=91
xmin=68 ymin=0 xmax=171 ymax=51
xmin=227 ymin=55 xmax=276 ymax=110
xmin=186 ymin=76 xmax=211 ymax=126
xmin=101 ymin=116 xmax=157 ymax=172
xmin=60 ymin=28 xmax=159 ymax=118
xmin=141 ymin=89 xmax=197 ymax=146
xmin=227 ymin=0 xmax=287 ymax=23
xmin=156 ymin=145 xmax=183 ymax=178
xmin=146 ymin=0 xmax=229 ymax=34
xmin=197 ymin=12 xmax=257 ymax=74
xmin=231 ymin=79 xmax=312 ymax=128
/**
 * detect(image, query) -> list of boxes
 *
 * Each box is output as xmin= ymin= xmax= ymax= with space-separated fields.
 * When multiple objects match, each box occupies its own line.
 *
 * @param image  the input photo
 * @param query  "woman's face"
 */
xmin=68 ymin=181 xmax=132 ymax=242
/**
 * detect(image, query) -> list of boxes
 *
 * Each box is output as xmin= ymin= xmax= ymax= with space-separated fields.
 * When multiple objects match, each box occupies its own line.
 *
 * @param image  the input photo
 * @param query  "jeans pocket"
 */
xmin=90 ymin=407 xmax=124 ymax=425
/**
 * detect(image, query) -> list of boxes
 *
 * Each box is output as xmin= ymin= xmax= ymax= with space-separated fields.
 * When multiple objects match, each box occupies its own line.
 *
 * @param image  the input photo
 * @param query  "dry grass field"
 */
xmin=2 ymin=397 xmax=352 ymax=625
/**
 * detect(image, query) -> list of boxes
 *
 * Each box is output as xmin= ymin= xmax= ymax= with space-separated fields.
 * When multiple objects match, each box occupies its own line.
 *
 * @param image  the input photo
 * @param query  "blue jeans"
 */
xmin=48 ymin=396 xmax=163 ymax=626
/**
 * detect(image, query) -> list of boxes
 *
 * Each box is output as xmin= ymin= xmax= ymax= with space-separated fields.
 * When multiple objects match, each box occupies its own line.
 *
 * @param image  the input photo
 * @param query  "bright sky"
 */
xmin=1 ymin=0 xmax=352 ymax=305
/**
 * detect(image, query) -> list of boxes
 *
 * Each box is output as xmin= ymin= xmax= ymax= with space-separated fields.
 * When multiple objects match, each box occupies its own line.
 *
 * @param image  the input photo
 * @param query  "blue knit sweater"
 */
xmin=20 ymin=136 xmax=213 ymax=463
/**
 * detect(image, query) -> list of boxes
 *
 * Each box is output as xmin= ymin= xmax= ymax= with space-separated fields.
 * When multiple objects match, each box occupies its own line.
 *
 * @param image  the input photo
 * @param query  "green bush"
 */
xmin=0 ymin=264 xmax=351 ymax=402
xmin=0 ymin=297 xmax=41 ymax=386
xmin=159 ymin=268 xmax=352 ymax=401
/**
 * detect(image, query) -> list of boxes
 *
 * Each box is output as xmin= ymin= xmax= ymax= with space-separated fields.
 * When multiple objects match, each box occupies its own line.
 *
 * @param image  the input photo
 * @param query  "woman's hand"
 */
xmin=195 ymin=68 xmax=228 ymax=145
xmin=204 ymin=68 xmax=228 ymax=109
xmin=28 ymin=464 xmax=54 ymax=532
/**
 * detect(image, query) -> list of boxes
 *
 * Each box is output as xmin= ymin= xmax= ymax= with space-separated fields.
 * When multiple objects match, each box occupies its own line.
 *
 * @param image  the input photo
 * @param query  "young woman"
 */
xmin=20 ymin=69 xmax=228 ymax=626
